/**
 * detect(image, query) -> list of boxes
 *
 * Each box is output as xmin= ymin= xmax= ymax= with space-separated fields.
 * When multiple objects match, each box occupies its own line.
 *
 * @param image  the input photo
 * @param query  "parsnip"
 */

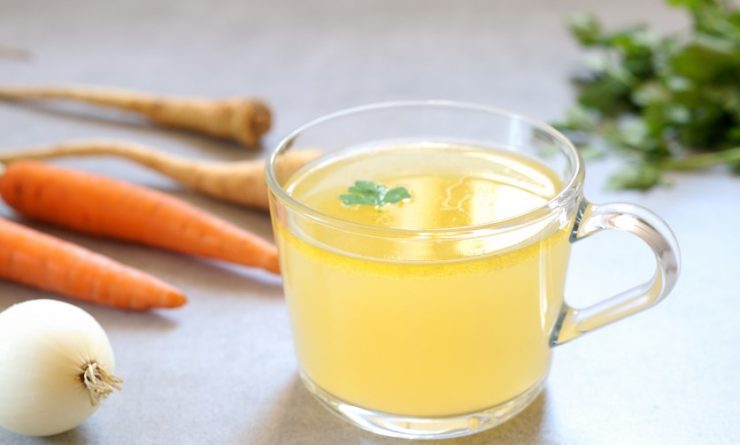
xmin=0 ymin=140 xmax=319 ymax=210
xmin=0 ymin=85 xmax=271 ymax=148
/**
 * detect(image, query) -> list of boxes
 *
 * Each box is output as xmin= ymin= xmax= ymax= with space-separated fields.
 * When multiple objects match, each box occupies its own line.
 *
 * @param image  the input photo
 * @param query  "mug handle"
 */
xmin=551 ymin=201 xmax=681 ymax=346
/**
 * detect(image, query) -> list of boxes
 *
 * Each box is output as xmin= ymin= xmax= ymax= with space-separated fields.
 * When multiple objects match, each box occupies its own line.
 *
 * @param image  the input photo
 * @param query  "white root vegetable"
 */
xmin=0 ymin=300 xmax=122 ymax=437
xmin=0 ymin=140 xmax=320 ymax=210
xmin=0 ymin=85 xmax=272 ymax=148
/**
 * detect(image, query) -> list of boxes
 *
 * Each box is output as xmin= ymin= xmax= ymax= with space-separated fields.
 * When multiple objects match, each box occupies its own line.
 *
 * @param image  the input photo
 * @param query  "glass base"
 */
xmin=300 ymin=373 xmax=545 ymax=440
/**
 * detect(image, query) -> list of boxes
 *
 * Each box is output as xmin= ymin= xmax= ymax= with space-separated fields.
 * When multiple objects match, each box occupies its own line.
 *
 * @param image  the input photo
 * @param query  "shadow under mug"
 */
xmin=265 ymin=101 xmax=680 ymax=440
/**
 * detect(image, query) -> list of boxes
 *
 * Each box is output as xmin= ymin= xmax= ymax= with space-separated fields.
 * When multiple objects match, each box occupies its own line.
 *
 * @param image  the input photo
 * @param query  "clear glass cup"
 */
xmin=265 ymin=101 xmax=680 ymax=440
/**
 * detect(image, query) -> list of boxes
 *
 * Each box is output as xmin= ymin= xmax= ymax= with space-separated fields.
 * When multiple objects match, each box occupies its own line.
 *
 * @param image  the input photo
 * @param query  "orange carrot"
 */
xmin=0 ymin=162 xmax=280 ymax=274
xmin=0 ymin=217 xmax=186 ymax=310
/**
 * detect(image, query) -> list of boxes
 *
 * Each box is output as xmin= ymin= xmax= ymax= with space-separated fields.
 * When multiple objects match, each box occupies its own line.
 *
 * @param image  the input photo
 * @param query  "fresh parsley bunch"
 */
xmin=555 ymin=0 xmax=740 ymax=190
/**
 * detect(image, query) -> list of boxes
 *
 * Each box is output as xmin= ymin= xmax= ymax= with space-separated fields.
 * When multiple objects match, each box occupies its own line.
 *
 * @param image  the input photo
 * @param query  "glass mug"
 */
xmin=266 ymin=102 xmax=680 ymax=440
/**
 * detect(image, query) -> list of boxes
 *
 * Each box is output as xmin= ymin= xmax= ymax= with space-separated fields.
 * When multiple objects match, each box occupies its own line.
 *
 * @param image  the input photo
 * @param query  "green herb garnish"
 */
xmin=555 ymin=0 xmax=740 ymax=190
xmin=339 ymin=181 xmax=411 ymax=207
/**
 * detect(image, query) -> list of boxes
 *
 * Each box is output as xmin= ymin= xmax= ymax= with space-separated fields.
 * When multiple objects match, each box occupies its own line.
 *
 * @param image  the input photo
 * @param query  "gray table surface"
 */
xmin=0 ymin=1 xmax=737 ymax=444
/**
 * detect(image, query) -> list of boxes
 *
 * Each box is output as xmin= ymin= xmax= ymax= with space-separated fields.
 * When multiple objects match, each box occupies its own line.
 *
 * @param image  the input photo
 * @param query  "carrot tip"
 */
xmin=167 ymin=292 xmax=188 ymax=308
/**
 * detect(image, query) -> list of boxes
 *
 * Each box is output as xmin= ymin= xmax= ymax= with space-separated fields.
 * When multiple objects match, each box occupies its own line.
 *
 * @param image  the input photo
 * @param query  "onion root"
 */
xmin=82 ymin=361 xmax=123 ymax=407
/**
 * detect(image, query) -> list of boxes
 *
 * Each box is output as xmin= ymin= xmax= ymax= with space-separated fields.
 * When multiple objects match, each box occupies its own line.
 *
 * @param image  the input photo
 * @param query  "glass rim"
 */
xmin=266 ymin=100 xmax=585 ymax=237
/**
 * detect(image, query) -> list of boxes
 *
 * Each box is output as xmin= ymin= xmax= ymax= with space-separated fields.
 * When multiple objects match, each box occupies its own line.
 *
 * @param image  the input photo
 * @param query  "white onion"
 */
xmin=0 ymin=299 xmax=122 ymax=437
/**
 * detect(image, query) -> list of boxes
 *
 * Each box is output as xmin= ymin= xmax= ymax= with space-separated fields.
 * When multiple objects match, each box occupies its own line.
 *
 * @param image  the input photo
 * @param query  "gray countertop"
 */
xmin=0 ymin=1 xmax=737 ymax=444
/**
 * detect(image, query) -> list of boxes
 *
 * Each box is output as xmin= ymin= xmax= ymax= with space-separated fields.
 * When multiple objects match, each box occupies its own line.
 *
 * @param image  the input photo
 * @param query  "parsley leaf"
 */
xmin=339 ymin=181 xmax=411 ymax=207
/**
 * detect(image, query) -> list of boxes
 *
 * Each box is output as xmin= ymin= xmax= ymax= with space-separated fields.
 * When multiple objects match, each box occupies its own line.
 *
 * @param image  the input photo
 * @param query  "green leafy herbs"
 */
xmin=556 ymin=0 xmax=740 ymax=190
xmin=339 ymin=181 xmax=411 ymax=207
